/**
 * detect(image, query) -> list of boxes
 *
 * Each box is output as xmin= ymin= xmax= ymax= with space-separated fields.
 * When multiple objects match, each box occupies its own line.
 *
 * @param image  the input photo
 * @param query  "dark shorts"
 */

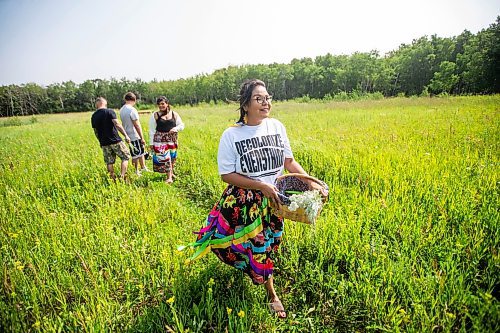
xmin=129 ymin=139 xmax=145 ymax=160
xmin=102 ymin=141 xmax=130 ymax=165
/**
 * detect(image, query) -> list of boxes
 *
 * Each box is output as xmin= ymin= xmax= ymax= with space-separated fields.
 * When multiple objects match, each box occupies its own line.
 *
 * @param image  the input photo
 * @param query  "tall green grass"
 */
xmin=1 ymin=96 xmax=498 ymax=332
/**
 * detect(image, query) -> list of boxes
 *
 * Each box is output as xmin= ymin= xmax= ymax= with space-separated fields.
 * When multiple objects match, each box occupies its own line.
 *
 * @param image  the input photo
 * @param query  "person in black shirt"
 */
xmin=91 ymin=97 xmax=131 ymax=180
xmin=148 ymin=96 xmax=185 ymax=183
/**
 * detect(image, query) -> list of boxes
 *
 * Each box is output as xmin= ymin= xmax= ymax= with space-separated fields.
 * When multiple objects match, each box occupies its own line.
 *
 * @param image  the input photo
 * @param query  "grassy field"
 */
xmin=0 ymin=96 xmax=499 ymax=332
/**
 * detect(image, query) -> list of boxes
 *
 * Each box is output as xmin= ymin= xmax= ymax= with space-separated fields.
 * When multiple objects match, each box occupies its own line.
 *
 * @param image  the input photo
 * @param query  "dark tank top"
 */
xmin=155 ymin=112 xmax=176 ymax=132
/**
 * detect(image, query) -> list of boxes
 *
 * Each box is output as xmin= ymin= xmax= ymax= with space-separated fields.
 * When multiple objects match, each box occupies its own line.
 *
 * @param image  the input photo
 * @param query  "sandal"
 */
xmin=268 ymin=299 xmax=287 ymax=319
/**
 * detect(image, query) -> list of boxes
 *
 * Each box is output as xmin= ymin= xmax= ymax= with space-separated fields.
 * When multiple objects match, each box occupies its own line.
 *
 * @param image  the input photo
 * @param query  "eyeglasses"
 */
xmin=252 ymin=96 xmax=272 ymax=105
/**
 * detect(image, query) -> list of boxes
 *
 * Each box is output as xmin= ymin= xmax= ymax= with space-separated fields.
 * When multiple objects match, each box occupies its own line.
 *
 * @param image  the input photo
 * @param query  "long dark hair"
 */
xmin=237 ymin=79 xmax=266 ymax=124
xmin=156 ymin=96 xmax=169 ymax=105
xmin=156 ymin=96 xmax=170 ymax=113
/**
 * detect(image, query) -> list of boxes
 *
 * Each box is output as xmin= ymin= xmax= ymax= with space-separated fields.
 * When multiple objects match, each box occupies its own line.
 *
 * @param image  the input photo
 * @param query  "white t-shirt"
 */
xmin=119 ymin=104 xmax=140 ymax=141
xmin=218 ymin=118 xmax=293 ymax=185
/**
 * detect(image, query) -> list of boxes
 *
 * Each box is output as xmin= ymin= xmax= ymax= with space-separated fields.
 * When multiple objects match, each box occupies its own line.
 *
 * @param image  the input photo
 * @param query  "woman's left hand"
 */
xmin=308 ymin=179 xmax=328 ymax=197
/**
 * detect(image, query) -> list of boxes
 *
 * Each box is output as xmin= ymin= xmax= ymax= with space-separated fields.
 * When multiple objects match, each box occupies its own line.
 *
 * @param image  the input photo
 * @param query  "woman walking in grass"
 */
xmin=148 ymin=96 xmax=184 ymax=183
xmin=185 ymin=79 xmax=321 ymax=319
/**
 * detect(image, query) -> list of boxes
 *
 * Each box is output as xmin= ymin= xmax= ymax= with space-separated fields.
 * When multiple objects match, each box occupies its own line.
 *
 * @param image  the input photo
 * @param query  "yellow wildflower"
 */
xmin=15 ymin=261 xmax=24 ymax=271
xmin=227 ymin=307 xmax=232 ymax=315
xmin=167 ymin=296 xmax=175 ymax=304
xmin=237 ymin=310 xmax=245 ymax=318
xmin=446 ymin=312 xmax=456 ymax=319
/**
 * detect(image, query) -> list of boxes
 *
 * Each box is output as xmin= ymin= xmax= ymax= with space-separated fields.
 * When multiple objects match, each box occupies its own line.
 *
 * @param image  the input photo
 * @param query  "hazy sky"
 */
xmin=0 ymin=0 xmax=498 ymax=86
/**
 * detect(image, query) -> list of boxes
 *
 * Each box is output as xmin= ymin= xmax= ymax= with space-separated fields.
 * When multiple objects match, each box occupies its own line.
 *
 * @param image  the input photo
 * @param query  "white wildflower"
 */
xmin=288 ymin=202 xmax=300 ymax=211
xmin=288 ymin=190 xmax=323 ymax=224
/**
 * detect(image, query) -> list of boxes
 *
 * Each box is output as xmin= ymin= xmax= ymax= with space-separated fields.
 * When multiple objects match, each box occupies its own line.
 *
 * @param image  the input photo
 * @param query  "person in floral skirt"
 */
xmin=186 ymin=79 xmax=322 ymax=319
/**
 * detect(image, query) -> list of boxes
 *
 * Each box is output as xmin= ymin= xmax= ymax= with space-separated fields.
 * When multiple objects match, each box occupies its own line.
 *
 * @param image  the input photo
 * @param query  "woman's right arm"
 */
xmin=221 ymin=173 xmax=279 ymax=204
xmin=148 ymin=113 xmax=156 ymax=148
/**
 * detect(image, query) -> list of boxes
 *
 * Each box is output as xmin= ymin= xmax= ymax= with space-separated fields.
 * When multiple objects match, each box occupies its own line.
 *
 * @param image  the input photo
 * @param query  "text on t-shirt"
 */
xmin=234 ymin=134 xmax=285 ymax=175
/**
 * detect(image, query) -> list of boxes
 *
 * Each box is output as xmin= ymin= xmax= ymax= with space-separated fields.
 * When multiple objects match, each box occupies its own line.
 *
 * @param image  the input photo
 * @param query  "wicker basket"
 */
xmin=270 ymin=173 xmax=329 ymax=224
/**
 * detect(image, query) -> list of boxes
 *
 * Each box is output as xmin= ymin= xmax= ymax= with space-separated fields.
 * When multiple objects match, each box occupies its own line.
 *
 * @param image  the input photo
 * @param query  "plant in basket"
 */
xmin=272 ymin=173 xmax=329 ymax=224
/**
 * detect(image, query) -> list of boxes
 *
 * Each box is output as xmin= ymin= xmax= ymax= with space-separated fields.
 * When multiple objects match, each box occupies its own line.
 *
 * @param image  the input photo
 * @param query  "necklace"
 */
xmin=159 ymin=110 xmax=172 ymax=119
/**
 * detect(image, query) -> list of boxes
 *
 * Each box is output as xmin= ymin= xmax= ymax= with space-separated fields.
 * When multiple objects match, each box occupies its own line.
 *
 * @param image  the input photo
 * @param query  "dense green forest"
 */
xmin=1 ymin=17 xmax=498 ymax=117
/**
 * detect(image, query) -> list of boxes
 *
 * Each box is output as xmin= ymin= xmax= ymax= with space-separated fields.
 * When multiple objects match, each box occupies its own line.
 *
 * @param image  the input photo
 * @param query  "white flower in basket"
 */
xmin=272 ymin=173 xmax=329 ymax=224
xmin=287 ymin=190 xmax=324 ymax=224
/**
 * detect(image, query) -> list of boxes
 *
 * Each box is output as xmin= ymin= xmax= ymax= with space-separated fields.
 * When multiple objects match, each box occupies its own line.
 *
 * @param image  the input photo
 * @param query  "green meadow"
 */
xmin=0 ymin=96 xmax=498 ymax=332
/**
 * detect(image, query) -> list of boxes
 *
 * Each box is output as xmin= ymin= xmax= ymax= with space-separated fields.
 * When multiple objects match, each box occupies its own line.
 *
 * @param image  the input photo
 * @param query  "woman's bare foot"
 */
xmin=268 ymin=297 xmax=286 ymax=319
xmin=264 ymin=277 xmax=286 ymax=319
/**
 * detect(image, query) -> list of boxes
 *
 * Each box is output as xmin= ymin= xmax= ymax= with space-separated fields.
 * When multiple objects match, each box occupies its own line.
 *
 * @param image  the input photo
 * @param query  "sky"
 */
xmin=0 ymin=0 xmax=498 ymax=86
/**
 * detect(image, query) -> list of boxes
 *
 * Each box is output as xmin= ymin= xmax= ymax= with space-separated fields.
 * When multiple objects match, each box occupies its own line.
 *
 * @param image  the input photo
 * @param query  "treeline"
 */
xmin=1 ymin=17 xmax=498 ymax=117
